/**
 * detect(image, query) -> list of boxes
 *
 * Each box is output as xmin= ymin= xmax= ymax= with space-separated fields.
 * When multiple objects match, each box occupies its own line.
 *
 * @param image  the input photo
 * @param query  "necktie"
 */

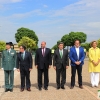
xmin=42 ymin=48 xmax=45 ymax=57
xmin=60 ymin=50 xmax=63 ymax=58
xmin=21 ymin=53 xmax=24 ymax=60
xmin=7 ymin=50 xmax=9 ymax=55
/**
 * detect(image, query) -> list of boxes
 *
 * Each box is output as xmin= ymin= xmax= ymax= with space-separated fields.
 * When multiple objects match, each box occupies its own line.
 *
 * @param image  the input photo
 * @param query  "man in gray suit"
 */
xmin=53 ymin=42 xmax=69 ymax=89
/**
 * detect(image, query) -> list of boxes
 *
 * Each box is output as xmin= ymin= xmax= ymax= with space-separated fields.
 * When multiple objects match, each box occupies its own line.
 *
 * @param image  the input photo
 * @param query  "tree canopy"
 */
xmin=18 ymin=37 xmax=36 ymax=51
xmin=15 ymin=27 xmax=39 ymax=45
xmin=61 ymin=32 xmax=87 ymax=46
xmin=97 ymin=39 xmax=100 ymax=48
xmin=51 ymin=44 xmax=58 ymax=50
xmin=0 ymin=41 xmax=6 ymax=52
xmin=81 ymin=43 xmax=90 ymax=51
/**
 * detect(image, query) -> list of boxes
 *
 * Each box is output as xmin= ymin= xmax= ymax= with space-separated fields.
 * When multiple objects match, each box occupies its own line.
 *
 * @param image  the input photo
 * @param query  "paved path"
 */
xmin=0 ymin=59 xmax=100 ymax=100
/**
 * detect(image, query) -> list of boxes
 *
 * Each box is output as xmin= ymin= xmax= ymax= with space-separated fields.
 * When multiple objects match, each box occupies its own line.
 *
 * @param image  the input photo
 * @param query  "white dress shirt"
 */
xmin=42 ymin=48 xmax=46 ymax=54
xmin=59 ymin=49 xmax=63 ymax=55
xmin=7 ymin=48 xmax=11 ymax=53
xmin=75 ymin=47 xmax=79 ymax=59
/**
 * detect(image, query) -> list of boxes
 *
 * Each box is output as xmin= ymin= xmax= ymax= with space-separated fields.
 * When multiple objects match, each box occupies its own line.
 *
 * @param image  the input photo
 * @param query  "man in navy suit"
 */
xmin=17 ymin=46 xmax=32 ymax=92
xmin=35 ymin=41 xmax=52 ymax=90
xmin=69 ymin=40 xmax=85 ymax=89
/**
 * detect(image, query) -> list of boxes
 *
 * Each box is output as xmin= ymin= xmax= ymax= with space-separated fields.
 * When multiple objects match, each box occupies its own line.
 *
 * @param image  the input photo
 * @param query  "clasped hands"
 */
xmin=53 ymin=66 xmax=69 ymax=70
xmin=17 ymin=68 xmax=32 ymax=72
xmin=92 ymin=60 xmax=100 ymax=66
xmin=75 ymin=61 xmax=81 ymax=65
xmin=35 ymin=65 xmax=51 ymax=69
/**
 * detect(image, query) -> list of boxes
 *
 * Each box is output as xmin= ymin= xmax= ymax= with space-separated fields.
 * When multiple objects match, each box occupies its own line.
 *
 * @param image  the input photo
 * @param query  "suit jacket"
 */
xmin=2 ymin=49 xmax=17 ymax=70
xmin=17 ymin=51 xmax=32 ymax=70
xmin=69 ymin=46 xmax=85 ymax=66
xmin=35 ymin=48 xmax=52 ymax=69
xmin=53 ymin=49 xmax=69 ymax=69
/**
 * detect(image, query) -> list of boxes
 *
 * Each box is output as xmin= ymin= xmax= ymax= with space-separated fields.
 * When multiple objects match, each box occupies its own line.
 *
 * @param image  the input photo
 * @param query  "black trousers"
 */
xmin=38 ymin=65 xmax=49 ymax=88
xmin=71 ymin=65 xmax=82 ymax=87
xmin=20 ymin=67 xmax=31 ymax=89
xmin=56 ymin=65 xmax=66 ymax=87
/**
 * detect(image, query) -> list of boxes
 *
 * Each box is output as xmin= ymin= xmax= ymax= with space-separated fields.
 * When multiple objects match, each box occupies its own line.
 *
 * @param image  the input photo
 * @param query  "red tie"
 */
xmin=42 ymin=48 xmax=45 ymax=56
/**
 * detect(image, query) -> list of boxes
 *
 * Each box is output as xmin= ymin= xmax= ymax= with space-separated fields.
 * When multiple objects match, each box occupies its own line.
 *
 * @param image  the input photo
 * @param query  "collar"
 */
xmin=43 ymin=47 xmax=46 ymax=49
xmin=91 ymin=47 xmax=98 ymax=49
xmin=7 ymin=48 xmax=11 ymax=51
xmin=23 ymin=51 xmax=25 ymax=54
xmin=74 ymin=46 xmax=80 ymax=48
xmin=21 ymin=51 xmax=25 ymax=54
xmin=59 ymin=49 xmax=63 ymax=51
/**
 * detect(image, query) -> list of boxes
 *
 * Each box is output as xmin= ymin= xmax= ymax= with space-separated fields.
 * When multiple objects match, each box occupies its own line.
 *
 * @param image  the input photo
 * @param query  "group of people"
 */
xmin=1 ymin=39 xmax=100 ymax=92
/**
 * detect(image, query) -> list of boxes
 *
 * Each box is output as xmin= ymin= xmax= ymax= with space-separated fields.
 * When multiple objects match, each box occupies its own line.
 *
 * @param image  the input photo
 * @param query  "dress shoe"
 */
xmin=39 ymin=87 xmax=42 ymax=91
xmin=70 ymin=86 xmax=74 ymax=89
xmin=20 ymin=88 xmax=24 ymax=92
xmin=44 ymin=87 xmax=48 ymax=90
xmin=79 ymin=86 xmax=83 ymax=89
xmin=57 ymin=87 xmax=60 ymax=90
xmin=27 ymin=88 xmax=31 ymax=91
xmin=9 ymin=89 xmax=13 ymax=92
xmin=95 ymin=85 xmax=98 ymax=87
xmin=61 ymin=86 xmax=65 ymax=89
xmin=5 ymin=89 xmax=9 ymax=92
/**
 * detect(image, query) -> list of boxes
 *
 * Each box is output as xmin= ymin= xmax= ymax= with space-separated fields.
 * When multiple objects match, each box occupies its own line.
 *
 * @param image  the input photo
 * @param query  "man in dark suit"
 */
xmin=53 ymin=42 xmax=69 ymax=90
xmin=69 ymin=40 xmax=85 ymax=89
xmin=2 ymin=42 xmax=16 ymax=92
xmin=35 ymin=41 xmax=52 ymax=91
xmin=17 ymin=46 xmax=32 ymax=92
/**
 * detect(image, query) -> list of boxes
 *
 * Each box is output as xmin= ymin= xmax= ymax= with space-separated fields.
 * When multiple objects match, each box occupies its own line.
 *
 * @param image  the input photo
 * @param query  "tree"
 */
xmin=15 ymin=27 xmax=39 ymax=45
xmin=52 ymin=40 xmax=62 ymax=50
xmin=97 ymin=39 xmax=100 ymax=48
xmin=18 ymin=37 xmax=36 ymax=51
xmin=57 ymin=40 xmax=61 ymax=45
xmin=0 ymin=41 xmax=6 ymax=52
xmin=81 ymin=43 xmax=90 ymax=51
xmin=52 ymin=44 xmax=58 ymax=50
xmin=61 ymin=32 xmax=87 ymax=46
xmin=61 ymin=34 xmax=71 ymax=46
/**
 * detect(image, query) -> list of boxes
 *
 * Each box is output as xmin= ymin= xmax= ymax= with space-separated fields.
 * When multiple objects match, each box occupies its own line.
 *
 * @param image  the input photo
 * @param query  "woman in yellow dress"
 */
xmin=89 ymin=41 xmax=100 ymax=87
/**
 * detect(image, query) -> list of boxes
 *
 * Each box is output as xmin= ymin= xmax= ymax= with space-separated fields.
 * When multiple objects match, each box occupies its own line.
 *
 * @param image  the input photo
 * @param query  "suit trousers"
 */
xmin=56 ymin=64 xmax=66 ymax=87
xmin=20 ymin=67 xmax=31 ymax=89
xmin=4 ymin=70 xmax=14 ymax=89
xmin=71 ymin=65 xmax=82 ymax=86
xmin=38 ymin=64 xmax=49 ymax=88
xmin=90 ymin=72 xmax=99 ymax=86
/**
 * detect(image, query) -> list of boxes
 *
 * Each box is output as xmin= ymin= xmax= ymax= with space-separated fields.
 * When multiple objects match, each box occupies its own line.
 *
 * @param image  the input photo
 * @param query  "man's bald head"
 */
xmin=41 ymin=41 xmax=46 ymax=48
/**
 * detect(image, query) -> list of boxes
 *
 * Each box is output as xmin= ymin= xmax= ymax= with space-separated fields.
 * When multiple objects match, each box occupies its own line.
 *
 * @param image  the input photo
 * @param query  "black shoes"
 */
xmin=39 ymin=87 xmax=42 ymax=91
xmin=9 ymin=89 xmax=13 ymax=92
xmin=57 ymin=86 xmax=65 ymax=90
xmin=44 ymin=87 xmax=48 ymax=90
xmin=39 ymin=87 xmax=48 ymax=91
xmin=57 ymin=87 xmax=60 ymax=90
xmin=5 ymin=89 xmax=13 ymax=92
xmin=61 ymin=86 xmax=65 ymax=89
xmin=5 ymin=89 xmax=9 ymax=92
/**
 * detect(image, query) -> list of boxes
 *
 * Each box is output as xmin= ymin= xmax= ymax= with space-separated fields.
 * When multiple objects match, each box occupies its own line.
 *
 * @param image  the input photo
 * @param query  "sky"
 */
xmin=0 ymin=0 xmax=100 ymax=48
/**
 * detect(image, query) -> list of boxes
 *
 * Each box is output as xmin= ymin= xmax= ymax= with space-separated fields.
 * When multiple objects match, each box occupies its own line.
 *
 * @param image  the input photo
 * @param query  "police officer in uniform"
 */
xmin=2 ymin=42 xmax=17 ymax=92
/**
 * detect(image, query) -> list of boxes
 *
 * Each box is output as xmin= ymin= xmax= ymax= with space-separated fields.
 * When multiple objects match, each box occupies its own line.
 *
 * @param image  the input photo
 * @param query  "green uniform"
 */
xmin=2 ymin=49 xmax=16 ymax=89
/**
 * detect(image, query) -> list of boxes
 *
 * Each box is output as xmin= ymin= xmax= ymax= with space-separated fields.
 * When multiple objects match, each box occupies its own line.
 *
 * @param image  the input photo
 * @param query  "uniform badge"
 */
xmin=11 ymin=53 xmax=14 ymax=55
